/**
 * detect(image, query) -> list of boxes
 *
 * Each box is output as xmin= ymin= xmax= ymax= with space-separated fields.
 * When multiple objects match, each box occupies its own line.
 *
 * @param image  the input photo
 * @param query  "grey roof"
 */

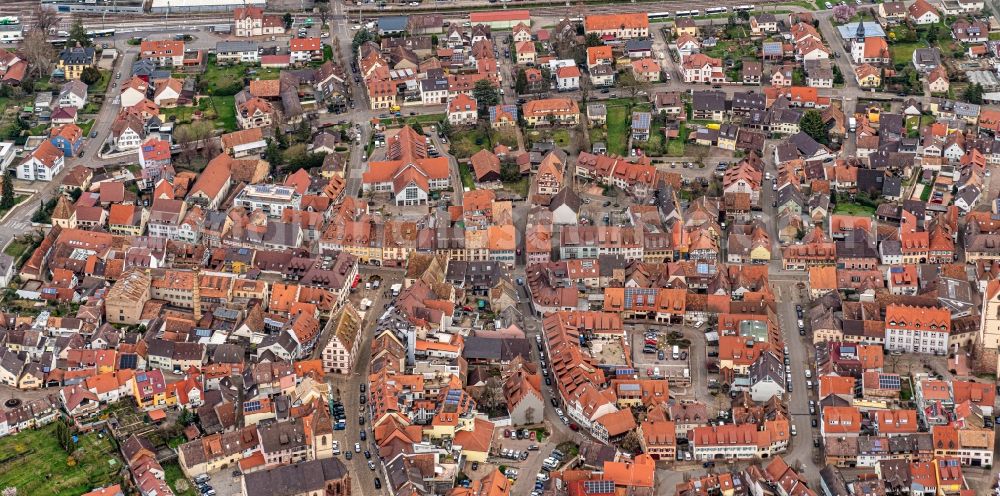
xmin=749 ymin=351 xmax=785 ymax=387
xmin=244 ymin=458 xmax=349 ymax=496
xmin=820 ymin=466 xmax=851 ymax=496
xmin=59 ymin=47 xmax=95 ymax=65
xmin=692 ymin=90 xmax=726 ymax=112
xmin=837 ymin=22 xmax=885 ymax=39
xmin=378 ymin=16 xmax=409 ymax=32
xmin=624 ymin=39 xmax=653 ymax=52
xmin=216 ymin=40 xmax=259 ymax=53
xmin=462 ymin=336 xmax=531 ymax=362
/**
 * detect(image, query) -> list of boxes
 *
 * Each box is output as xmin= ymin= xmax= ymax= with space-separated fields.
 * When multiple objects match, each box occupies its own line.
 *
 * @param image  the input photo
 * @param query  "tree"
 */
xmin=515 ymin=68 xmax=528 ymax=95
xmin=832 ymin=65 xmax=844 ymax=85
xmin=472 ymin=79 xmax=499 ymax=118
xmin=283 ymin=12 xmax=294 ymax=30
xmin=317 ymin=2 xmax=330 ymax=26
xmin=80 ymin=67 xmax=101 ymax=86
xmin=963 ymin=83 xmax=984 ymax=105
xmin=265 ymin=138 xmax=283 ymax=165
xmin=67 ymin=19 xmax=91 ymax=48
xmin=579 ymin=75 xmax=592 ymax=105
xmin=431 ymin=34 xmax=439 ymax=46
xmin=619 ymin=429 xmax=643 ymax=453
xmin=832 ymin=4 xmax=856 ymax=23
xmin=31 ymin=5 xmax=60 ymax=35
xmin=352 ymin=29 xmax=376 ymax=54
xmin=19 ymin=30 xmax=56 ymax=79
xmin=800 ymin=109 xmax=829 ymax=146
xmin=1 ymin=173 xmax=14 ymax=210
xmin=55 ymin=420 xmax=74 ymax=453
xmin=925 ymin=24 xmax=938 ymax=44
xmin=478 ymin=376 xmax=506 ymax=414
xmin=438 ymin=118 xmax=453 ymax=137
xmin=618 ymin=71 xmax=648 ymax=100
xmin=584 ymin=33 xmax=602 ymax=47
xmin=737 ymin=9 xmax=751 ymax=22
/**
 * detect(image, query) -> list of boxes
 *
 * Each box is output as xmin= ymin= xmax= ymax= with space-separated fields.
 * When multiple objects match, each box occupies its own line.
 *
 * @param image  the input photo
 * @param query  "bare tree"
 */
xmin=317 ymin=2 xmax=330 ymax=27
xmin=579 ymin=75 xmax=592 ymax=105
xmin=20 ymin=30 xmax=56 ymax=79
xmin=31 ymin=6 xmax=60 ymax=35
xmin=478 ymin=376 xmax=506 ymax=413
xmin=619 ymin=429 xmax=643 ymax=453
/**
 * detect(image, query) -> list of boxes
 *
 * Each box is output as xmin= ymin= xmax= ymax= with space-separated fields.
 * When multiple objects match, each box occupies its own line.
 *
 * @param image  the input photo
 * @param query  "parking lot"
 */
xmin=629 ymin=326 xmax=691 ymax=382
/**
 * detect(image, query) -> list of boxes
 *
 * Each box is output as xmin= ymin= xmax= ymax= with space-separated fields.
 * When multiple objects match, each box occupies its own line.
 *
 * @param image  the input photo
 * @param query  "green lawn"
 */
xmin=666 ymin=123 xmax=690 ymax=156
xmin=503 ymin=176 xmax=529 ymax=197
xmin=552 ymin=129 xmax=571 ymax=147
xmin=0 ymin=195 xmax=28 ymax=219
xmin=161 ymin=95 xmax=237 ymax=132
xmin=991 ymin=32 xmax=1000 ymax=41
xmin=638 ymin=119 xmax=665 ymax=156
xmin=78 ymin=119 xmax=95 ymax=137
xmin=606 ymin=105 xmax=629 ymax=156
xmin=201 ymin=57 xmax=280 ymax=96
xmin=3 ymin=237 xmax=32 ymax=260
xmin=703 ymin=40 xmax=757 ymax=61
xmin=89 ymin=70 xmax=112 ymax=95
xmin=905 ymin=114 xmax=935 ymax=137
xmin=459 ymin=162 xmax=476 ymax=190
xmin=163 ymin=461 xmax=198 ymax=496
xmin=891 ymin=42 xmax=923 ymax=65
xmin=833 ymin=202 xmax=876 ymax=216
xmin=450 ymin=128 xmax=498 ymax=159
xmin=211 ymin=95 xmax=238 ymax=132
xmin=0 ymin=423 xmax=122 ymax=495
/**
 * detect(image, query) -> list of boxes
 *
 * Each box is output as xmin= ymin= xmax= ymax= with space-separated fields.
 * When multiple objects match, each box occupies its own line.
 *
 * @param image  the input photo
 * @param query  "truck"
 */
xmin=391 ymin=283 xmax=402 ymax=297
xmin=671 ymin=345 xmax=680 ymax=360
xmin=848 ymin=117 xmax=857 ymax=133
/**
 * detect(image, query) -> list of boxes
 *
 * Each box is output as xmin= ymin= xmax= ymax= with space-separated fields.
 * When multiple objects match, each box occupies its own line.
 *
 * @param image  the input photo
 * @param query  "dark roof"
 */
xmin=692 ymin=90 xmax=727 ymax=112
xmin=549 ymin=186 xmax=581 ymax=213
xmin=462 ymin=336 xmax=531 ymax=362
xmin=243 ymin=458 xmax=349 ymax=496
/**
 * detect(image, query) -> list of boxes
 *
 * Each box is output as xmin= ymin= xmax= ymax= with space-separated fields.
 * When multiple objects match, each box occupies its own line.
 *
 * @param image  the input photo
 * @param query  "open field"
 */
xmin=0 ymin=423 xmax=123 ymax=496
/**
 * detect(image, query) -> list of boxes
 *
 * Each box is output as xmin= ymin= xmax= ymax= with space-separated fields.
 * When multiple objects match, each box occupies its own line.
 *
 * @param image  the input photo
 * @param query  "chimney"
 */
xmin=192 ymin=268 xmax=203 ymax=322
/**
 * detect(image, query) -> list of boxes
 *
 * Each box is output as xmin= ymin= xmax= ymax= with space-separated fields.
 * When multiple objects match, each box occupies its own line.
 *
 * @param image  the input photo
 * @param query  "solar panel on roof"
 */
xmin=244 ymin=400 xmax=262 ymax=412
xmin=583 ymin=480 xmax=615 ymax=494
xmin=879 ymin=374 xmax=900 ymax=390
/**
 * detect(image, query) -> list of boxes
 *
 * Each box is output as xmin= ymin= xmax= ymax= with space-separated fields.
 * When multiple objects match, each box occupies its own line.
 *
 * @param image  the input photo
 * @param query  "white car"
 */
xmin=368 ymin=461 xmax=376 ymax=470
xmin=355 ymin=443 xmax=361 ymax=453
xmin=824 ymin=1 xmax=832 ymax=7
xmin=352 ymin=25 xmax=361 ymax=30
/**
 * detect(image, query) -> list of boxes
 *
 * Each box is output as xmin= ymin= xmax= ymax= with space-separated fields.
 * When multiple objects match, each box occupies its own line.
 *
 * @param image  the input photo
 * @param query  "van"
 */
xmin=365 ymin=282 xmax=371 ymax=290
xmin=672 ymin=346 xmax=680 ymax=360
xmin=804 ymin=369 xmax=812 ymax=379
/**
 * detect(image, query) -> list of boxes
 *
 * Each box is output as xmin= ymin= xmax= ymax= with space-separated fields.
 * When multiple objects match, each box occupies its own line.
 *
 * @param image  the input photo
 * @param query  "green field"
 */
xmin=832 ymin=202 xmax=876 ymax=216
xmin=0 ymin=423 xmax=122 ymax=495
xmin=161 ymin=95 xmax=237 ymax=132
xmin=459 ymin=162 xmax=476 ymax=190
xmin=606 ymin=105 xmax=629 ymax=156
xmin=891 ymin=42 xmax=923 ymax=65
xmin=164 ymin=461 xmax=198 ymax=496
xmin=666 ymin=123 xmax=690 ymax=156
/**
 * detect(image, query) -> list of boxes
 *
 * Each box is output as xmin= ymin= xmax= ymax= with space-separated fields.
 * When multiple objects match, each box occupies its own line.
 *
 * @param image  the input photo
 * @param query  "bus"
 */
xmin=648 ymin=11 xmax=672 ymax=21
xmin=49 ymin=37 xmax=68 ymax=47
xmin=86 ymin=28 xmax=116 ymax=38
xmin=705 ymin=7 xmax=728 ymax=14
xmin=733 ymin=4 xmax=756 ymax=11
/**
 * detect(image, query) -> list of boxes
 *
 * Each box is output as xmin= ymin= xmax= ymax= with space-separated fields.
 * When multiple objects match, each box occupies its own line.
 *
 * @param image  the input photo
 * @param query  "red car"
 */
xmin=569 ymin=423 xmax=580 ymax=432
